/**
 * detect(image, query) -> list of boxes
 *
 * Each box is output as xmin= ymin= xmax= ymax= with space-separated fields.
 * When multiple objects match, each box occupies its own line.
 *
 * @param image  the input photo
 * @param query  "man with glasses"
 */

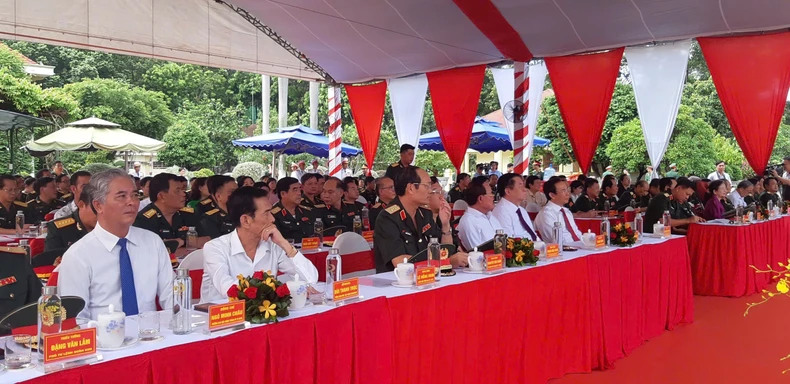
xmin=271 ymin=177 xmax=313 ymax=242
xmin=312 ymin=177 xmax=357 ymax=233
xmin=369 ymin=177 xmax=396 ymax=230
xmin=456 ymin=177 xmax=503 ymax=251
xmin=0 ymin=174 xmax=32 ymax=234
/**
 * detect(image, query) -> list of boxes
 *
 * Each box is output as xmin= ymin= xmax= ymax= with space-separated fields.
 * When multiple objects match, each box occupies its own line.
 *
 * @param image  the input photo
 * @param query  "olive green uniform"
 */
xmin=271 ymin=202 xmax=314 ymax=242
xmin=312 ymin=201 xmax=360 ymax=234
xmin=368 ymin=201 xmax=392 ymax=230
xmin=0 ymin=201 xmax=32 ymax=230
xmin=572 ymin=194 xmax=598 ymax=213
xmin=133 ymin=203 xmax=196 ymax=242
xmin=57 ymin=191 xmax=73 ymax=203
xmin=0 ymin=249 xmax=42 ymax=320
xmin=616 ymin=191 xmax=648 ymax=211
xmin=194 ymin=197 xmax=217 ymax=218
xmin=384 ymin=161 xmax=410 ymax=182
xmin=644 ymin=193 xmax=695 ymax=233
xmin=27 ymin=197 xmax=66 ymax=224
xmin=596 ymin=194 xmax=619 ymax=211
xmin=760 ymin=192 xmax=781 ymax=209
xmin=361 ymin=189 xmax=377 ymax=206
xmin=448 ymin=186 xmax=465 ymax=204
xmin=45 ymin=211 xmax=89 ymax=251
xmin=300 ymin=195 xmax=321 ymax=209
xmin=373 ymin=197 xmax=442 ymax=273
xmin=198 ymin=207 xmax=235 ymax=240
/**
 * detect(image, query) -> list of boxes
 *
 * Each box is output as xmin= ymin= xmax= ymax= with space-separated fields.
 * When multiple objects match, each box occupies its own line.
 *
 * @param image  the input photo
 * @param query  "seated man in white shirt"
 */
xmin=492 ymin=173 xmax=540 ymax=241
xmin=201 ymin=186 xmax=319 ymax=303
xmin=58 ymin=169 xmax=174 ymax=320
xmin=54 ymin=171 xmax=91 ymax=219
xmin=524 ymin=175 xmax=548 ymax=208
xmin=728 ymin=180 xmax=753 ymax=208
xmin=534 ymin=178 xmax=583 ymax=246
xmin=456 ymin=178 xmax=503 ymax=251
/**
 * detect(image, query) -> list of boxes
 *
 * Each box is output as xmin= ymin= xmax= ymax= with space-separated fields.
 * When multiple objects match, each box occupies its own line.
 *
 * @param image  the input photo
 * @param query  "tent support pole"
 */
xmin=7 ymin=130 xmax=13 ymax=171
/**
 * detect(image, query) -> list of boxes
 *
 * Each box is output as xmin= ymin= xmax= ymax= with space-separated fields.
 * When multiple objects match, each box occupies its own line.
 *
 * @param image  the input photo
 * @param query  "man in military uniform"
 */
xmin=55 ymin=174 xmax=72 ymax=202
xmin=0 ymin=247 xmax=42 ymax=319
xmin=760 ymin=177 xmax=781 ymax=209
xmin=342 ymin=177 xmax=366 ymax=214
xmin=198 ymin=175 xmax=237 ymax=239
xmin=194 ymin=175 xmax=220 ymax=217
xmin=369 ymin=176 xmax=396 ymax=230
xmin=54 ymin=171 xmax=91 ymax=220
xmin=665 ymin=163 xmax=680 ymax=179
xmin=596 ymin=177 xmax=619 ymax=211
xmin=20 ymin=177 xmax=35 ymax=202
xmin=616 ymin=180 xmax=649 ymax=210
xmin=448 ymin=173 xmax=471 ymax=204
xmin=134 ymin=173 xmax=207 ymax=252
xmin=299 ymin=173 xmax=322 ymax=208
xmin=384 ymin=144 xmax=415 ymax=181
xmin=571 ymin=178 xmax=600 ymax=215
xmin=644 ymin=178 xmax=704 ymax=234
xmin=0 ymin=174 xmax=32 ymax=234
xmin=27 ymin=177 xmax=67 ymax=224
xmin=373 ymin=166 xmax=465 ymax=273
xmin=312 ymin=177 xmax=359 ymax=233
xmin=270 ymin=177 xmax=313 ymax=242
xmin=45 ymin=184 xmax=97 ymax=251
xmin=361 ymin=176 xmax=377 ymax=205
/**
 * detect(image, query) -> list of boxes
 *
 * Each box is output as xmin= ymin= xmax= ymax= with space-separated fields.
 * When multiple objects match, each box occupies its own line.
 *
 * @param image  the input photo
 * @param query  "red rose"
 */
xmin=275 ymin=284 xmax=290 ymax=297
xmin=244 ymin=287 xmax=258 ymax=299
xmin=532 ymin=250 xmax=540 ymax=257
xmin=227 ymin=284 xmax=239 ymax=298
xmin=610 ymin=233 xmax=617 ymax=239
xmin=252 ymin=271 xmax=264 ymax=280
xmin=505 ymin=251 xmax=513 ymax=259
xmin=626 ymin=228 xmax=633 ymax=235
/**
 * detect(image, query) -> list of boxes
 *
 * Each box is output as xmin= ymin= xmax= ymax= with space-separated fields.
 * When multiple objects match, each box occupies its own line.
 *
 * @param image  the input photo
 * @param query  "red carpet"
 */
xmin=553 ymin=294 xmax=790 ymax=383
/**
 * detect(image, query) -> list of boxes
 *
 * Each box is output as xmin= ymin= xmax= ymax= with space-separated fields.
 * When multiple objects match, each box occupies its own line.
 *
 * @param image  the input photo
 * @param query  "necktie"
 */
xmin=560 ymin=209 xmax=581 ymax=242
xmin=117 ymin=238 xmax=139 ymax=316
xmin=515 ymin=208 xmax=537 ymax=241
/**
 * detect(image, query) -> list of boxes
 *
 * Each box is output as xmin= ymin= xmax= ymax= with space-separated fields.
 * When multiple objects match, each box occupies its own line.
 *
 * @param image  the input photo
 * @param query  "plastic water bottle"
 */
xmin=600 ymin=216 xmax=611 ymax=246
xmin=314 ymin=218 xmax=324 ymax=249
xmin=552 ymin=221 xmax=563 ymax=255
xmin=325 ymin=248 xmax=341 ymax=300
xmin=662 ymin=210 xmax=671 ymax=237
xmin=353 ymin=215 xmax=362 ymax=234
xmin=19 ymin=239 xmax=30 ymax=264
xmin=634 ymin=212 xmax=644 ymax=239
xmin=603 ymin=200 xmax=611 ymax=214
xmin=428 ymin=237 xmax=441 ymax=281
xmin=172 ymin=268 xmax=192 ymax=335
xmin=736 ymin=206 xmax=744 ymax=223
xmin=361 ymin=206 xmax=370 ymax=230
xmin=37 ymin=286 xmax=61 ymax=359
xmin=185 ymin=226 xmax=198 ymax=249
xmin=768 ymin=200 xmax=774 ymax=217
xmin=15 ymin=211 xmax=24 ymax=237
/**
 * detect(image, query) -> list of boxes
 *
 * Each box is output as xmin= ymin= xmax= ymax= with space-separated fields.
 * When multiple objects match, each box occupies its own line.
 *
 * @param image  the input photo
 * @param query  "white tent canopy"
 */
xmin=24 ymin=117 xmax=166 ymax=154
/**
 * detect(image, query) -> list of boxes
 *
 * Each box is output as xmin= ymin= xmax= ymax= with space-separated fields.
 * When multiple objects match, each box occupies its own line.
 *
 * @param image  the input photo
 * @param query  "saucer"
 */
xmin=139 ymin=335 xmax=165 ymax=343
xmin=462 ymin=268 xmax=483 ymax=274
xmin=98 ymin=336 xmax=139 ymax=351
xmin=289 ymin=301 xmax=315 ymax=311
xmin=391 ymin=282 xmax=414 ymax=288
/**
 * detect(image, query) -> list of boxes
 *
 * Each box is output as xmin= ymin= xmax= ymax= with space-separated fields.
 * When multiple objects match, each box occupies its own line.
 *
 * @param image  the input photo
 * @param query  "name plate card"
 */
xmin=595 ymin=235 xmax=606 ymax=248
xmin=485 ymin=253 xmax=504 ymax=272
xmin=301 ymin=237 xmax=320 ymax=251
xmin=43 ymin=328 xmax=96 ymax=364
xmin=546 ymin=244 xmax=560 ymax=258
xmin=663 ymin=226 xmax=671 ymax=238
xmin=208 ymin=301 xmax=246 ymax=331
xmin=415 ymin=266 xmax=436 ymax=286
xmin=362 ymin=230 xmax=374 ymax=242
xmin=332 ymin=277 xmax=360 ymax=302
xmin=608 ymin=210 xmax=618 ymax=217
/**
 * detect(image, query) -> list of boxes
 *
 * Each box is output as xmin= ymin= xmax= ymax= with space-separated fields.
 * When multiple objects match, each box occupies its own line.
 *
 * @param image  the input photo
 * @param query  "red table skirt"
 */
xmin=687 ymin=217 xmax=790 ymax=297
xmin=575 ymin=217 xmax=625 ymax=235
xmin=304 ymin=249 xmax=375 ymax=282
xmin=25 ymin=239 xmax=692 ymax=384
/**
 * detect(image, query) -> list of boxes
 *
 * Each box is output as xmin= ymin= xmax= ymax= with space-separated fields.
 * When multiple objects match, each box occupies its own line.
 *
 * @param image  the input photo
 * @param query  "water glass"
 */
xmin=4 ymin=334 xmax=33 ymax=370
xmin=138 ymin=311 xmax=160 ymax=341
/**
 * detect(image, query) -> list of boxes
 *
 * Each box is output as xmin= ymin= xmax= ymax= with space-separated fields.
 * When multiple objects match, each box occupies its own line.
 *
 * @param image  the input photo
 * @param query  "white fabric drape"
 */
xmin=625 ymin=40 xmax=692 ymax=172
xmin=388 ymin=75 xmax=428 ymax=164
xmin=491 ymin=67 xmax=515 ymax=145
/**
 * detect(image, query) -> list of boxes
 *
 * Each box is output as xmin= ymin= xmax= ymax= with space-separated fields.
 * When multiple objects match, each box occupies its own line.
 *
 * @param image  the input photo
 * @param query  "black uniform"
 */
xmin=271 ymin=203 xmax=314 ymax=242
xmin=312 ymin=201 xmax=360 ymax=234
xmin=760 ymin=192 xmax=781 ymax=209
xmin=745 ymin=193 xmax=757 ymax=206
xmin=27 ymin=197 xmax=66 ymax=224
xmin=361 ymin=189 xmax=377 ymax=206
xmin=20 ymin=191 xmax=35 ymax=203
xmin=372 ymin=197 xmax=442 ymax=273
xmin=596 ymin=194 xmax=619 ymax=211
xmin=368 ymin=201 xmax=392 ymax=230
xmin=572 ymin=194 xmax=598 ymax=213
xmin=133 ymin=203 xmax=197 ymax=242
xmin=644 ymin=193 xmax=696 ymax=233
xmin=194 ymin=197 xmax=217 ymax=218
xmin=0 ymin=249 xmax=42 ymax=320
xmin=616 ymin=191 xmax=648 ymax=211
xmin=45 ymin=211 xmax=89 ymax=251
xmin=0 ymin=201 xmax=32 ymax=230
xmin=448 ymin=186 xmax=465 ymax=204
xmin=198 ymin=207 xmax=235 ymax=239
xmin=57 ymin=191 xmax=73 ymax=203
xmin=300 ymin=194 xmax=321 ymax=209
xmin=384 ymin=161 xmax=410 ymax=182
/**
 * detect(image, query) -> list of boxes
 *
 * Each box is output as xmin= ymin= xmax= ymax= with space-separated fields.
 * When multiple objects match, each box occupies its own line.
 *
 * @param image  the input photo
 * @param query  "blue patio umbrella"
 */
xmin=418 ymin=117 xmax=550 ymax=153
xmin=232 ymin=125 xmax=362 ymax=157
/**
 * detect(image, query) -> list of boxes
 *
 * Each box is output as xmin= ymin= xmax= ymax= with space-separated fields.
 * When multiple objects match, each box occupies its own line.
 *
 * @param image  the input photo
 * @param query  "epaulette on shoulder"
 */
xmin=314 ymin=204 xmax=326 ymax=209
xmin=205 ymin=208 xmax=219 ymax=216
xmin=200 ymin=198 xmax=212 ymax=205
xmin=270 ymin=206 xmax=282 ymax=215
xmin=143 ymin=208 xmax=157 ymax=218
xmin=372 ymin=203 xmax=381 ymax=208
xmin=25 ymin=199 xmax=35 ymax=204
xmin=385 ymin=205 xmax=401 ymax=214
xmin=61 ymin=193 xmax=72 ymax=199
xmin=180 ymin=206 xmax=195 ymax=214
xmin=391 ymin=162 xmax=399 ymax=167
xmin=299 ymin=205 xmax=311 ymax=211
xmin=53 ymin=217 xmax=76 ymax=229
xmin=13 ymin=201 xmax=27 ymax=208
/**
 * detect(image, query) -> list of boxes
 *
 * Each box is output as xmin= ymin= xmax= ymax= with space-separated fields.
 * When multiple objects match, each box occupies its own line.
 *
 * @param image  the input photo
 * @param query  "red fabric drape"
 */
xmin=345 ymin=82 xmax=387 ymax=170
xmin=698 ymin=32 xmax=790 ymax=173
xmin=426 ymin=65 xmax=487 ymax=172
xmin=452 ymin=0 xmax=532 ymax=62
xmin=545 ymin=48 xmax=624 ymax=174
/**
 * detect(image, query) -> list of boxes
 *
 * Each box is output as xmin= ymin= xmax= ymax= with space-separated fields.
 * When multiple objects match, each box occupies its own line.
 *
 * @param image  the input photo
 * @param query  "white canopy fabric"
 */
xmin=25 ymin=117 xmax=166 ymax=154
xmin=0 ymin=0 xmax=319 ymax=81
xmin=229 ymin=0 xmax=790 ymax=83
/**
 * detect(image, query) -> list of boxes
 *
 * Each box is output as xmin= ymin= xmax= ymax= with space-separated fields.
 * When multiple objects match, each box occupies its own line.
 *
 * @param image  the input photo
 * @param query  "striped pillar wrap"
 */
xmin=512 ymin=61 xmax=530 ymax=175
xmin=327 ymin=86 xmax=343 ymax=177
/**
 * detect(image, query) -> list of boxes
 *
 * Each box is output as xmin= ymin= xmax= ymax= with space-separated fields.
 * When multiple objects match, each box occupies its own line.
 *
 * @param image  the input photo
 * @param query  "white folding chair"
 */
xmin=525 ymin=203 xmax=541 ymax=213
xmin=332 ymin=232 xmax=375 ymax=279
xmin=452 ymin=200 xmax=469 ymax=221
xmin=178 ymin=249 xmax=204 ymax=270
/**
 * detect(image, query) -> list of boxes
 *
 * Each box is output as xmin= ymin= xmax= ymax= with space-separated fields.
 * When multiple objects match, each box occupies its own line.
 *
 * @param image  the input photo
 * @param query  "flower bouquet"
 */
xmin=783 ymin=201 xmax=790 ymax=215
xmin=227 ymin=270 xmax=292 ymax=324
xmin=505 ymin=238 xmax=539 ymax=267
xmin=609 ymin=222 xmax=638 ymax=247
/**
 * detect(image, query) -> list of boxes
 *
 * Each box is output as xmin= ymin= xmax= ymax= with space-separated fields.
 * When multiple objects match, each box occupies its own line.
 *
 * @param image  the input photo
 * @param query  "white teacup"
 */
xmin=653 ymin=223 xmax=664 ymax=237
xmin=286 ymin=276 xmax=308 ymax=309
xmin=467 ymin=251 xmax=485 ymax=271
xmin=87 ymin=304 xmax=126 ymax=348
xmin=533 ymin=241 xmax=546 ymax=258
xmin=581 ymin=230 xmax=596 ymax=247
xmin=393 ymin=258 xmax=414 ymax=285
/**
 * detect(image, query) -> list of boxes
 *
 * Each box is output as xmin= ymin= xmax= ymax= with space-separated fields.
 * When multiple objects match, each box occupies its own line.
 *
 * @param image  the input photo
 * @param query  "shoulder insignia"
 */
xmin=205 ymin=208 xmax=219 ymax=216
xmin=385 ymin=205 xmax=401 ymax=214
xmin=200 ymin=198 xmax=212 ymax=205
xmin=270 ymin=206 xmax=282 ymax=215
xmin=299 ymin=205 xmax=311 ymax=211
xmin=372 ymin=203 xmax=381 ymax=208
xmin=54 ymin=217 xmax=76 ymax=229
xmin=400 ymin=210 xmax=407 ymax=221
xmin=391 ymin=162 xmax=399 ymax=167
xmin=179 ymin=206 xmax=194 ymax=213
xmin=314 ymin=204 xmax=326 ymax=209
xmin=61 ymin=193 xmax=72 ymax=199
xmin=25 ymin=199 xmax=35 ymax=204
xmin=143 ymin=209 xmax=157 ymax=218
xmin=13 ymin=201 xmax=27 ymax=208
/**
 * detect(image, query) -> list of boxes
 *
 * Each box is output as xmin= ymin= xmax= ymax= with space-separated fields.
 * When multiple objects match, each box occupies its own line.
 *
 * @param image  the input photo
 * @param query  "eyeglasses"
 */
xmin=379 ymin=186 xmax=394 ymax=191
xmin=412 ymin=183 xmax=432 ymax=190
xmin=429 ymin=189 xmax=444 ymax=195
xmin=2 ymin=189 xmax=18 ymax=194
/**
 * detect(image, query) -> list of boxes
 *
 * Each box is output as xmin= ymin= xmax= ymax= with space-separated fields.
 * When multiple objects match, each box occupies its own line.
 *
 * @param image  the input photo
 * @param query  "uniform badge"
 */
xmin=347 ymin=212 xmax=355 ymax=217
xmin=200 ymin=198 xmax=212 ymax=205
xmin=301 ymin=217 xmax=309 ymax=222
xmin=180 ymin=206 xmax=195 ymax=213
xmin=400 ymin=210 xmax=406 ymax=221
xmin=0 ymin=276 xmax=17 ymax=286
xmin=205 ymin=208 xmax=219 ymax=216
xmin=54 ymin=217 xmax=75 ymax=229
xmin=179 ymin=226 xmax=188 ymax=231
xmin=422 ymin=223 xmax=431 ymax=233
xmin=270 ymin=206 xmax=282 ymax=215
xmin=143 ymin=209 xmax=157 ymax=219
xmin=385 ymin=205 xmax=400 ymax=214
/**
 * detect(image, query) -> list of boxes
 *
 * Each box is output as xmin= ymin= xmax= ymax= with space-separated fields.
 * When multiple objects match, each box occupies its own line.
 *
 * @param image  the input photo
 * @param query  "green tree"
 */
xmin=173 ymin=99 xmax=246 ymax=172
xmin=711 ymin=135 xmax=746 ymax=180
xmin=682 ymin=79 xmax=731 ymax=138
xmin=158 ymin=121 xmax=213 ymax=169
xmin=605 ymin=118 xmax=649 ymax=173
xmin=415 ymin=150 xmax=453 ymax=175
xmin=663 ymin=107 xmax=717 ymax=177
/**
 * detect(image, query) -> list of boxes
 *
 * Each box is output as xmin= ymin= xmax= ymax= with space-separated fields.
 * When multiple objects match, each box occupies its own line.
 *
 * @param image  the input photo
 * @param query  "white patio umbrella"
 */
xmin=24 ymin=116 xmax=166 ymax=155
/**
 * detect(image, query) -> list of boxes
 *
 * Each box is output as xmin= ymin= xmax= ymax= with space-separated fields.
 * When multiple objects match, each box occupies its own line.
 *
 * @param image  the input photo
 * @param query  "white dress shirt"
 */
xmin=525 ymin=189 xmax=548 ymax=207
xmin=54 ymin=201 xmax=77 ymax=219
xmin=457 ymin=207 xmax=503 ymax=251
xmin=58 ymin=222 xmax=174 ymax=320
xmin=307 ymin=167 xmax=323 ymax=175
xmin=534 ymin=201 xmax=583 ymax=245
xmin=200 ymin=230 xmax=319 ymax=303
xmin=707 ymin=171 xmax=731 ymax=182
xmin=336 ymin=168 xmax=353 ymax=179
xmin=137 ymin=197 xmax=151 ymax=213
xmin=491 ymin=198 xmax=540 ymax=240
xmin=728 ymin=190 xmax=747 ymax=208
xmin=291 ymin=169 xmax=306 ymax=180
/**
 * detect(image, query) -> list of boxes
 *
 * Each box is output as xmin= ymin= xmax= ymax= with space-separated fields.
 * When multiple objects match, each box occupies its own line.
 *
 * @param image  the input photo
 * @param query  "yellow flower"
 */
xmin=614 ymin=223 xmax=623 ymax=231
xmin=264 ymin=277 xmax=275 ymax=289
xmin=777 ymin=279 xmax=789 ymax=294
xmin=258 ymin=300 xmax=277 ymax=319
xmin=515 ymin=255 xmax=523 ymax=262
xmin=624 ymin=223 xmax=631 ymax=230
xmin=620 ymin=236 xmax=628 ymax=243
xmin=516 ymin=250 xmax=525 ymax=259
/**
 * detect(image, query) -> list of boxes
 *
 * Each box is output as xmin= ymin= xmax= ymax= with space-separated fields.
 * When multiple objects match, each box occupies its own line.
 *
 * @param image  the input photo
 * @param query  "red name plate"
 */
xmin=43 ymin=328 xmax=96 ymax=364
xmin=546 ymin=244 xmax=560 ymax=258
xmin=332 ymin=277 xmax=360 ymax=301
xmin=208 ymin=301 xmax=246 ymax=331
xmin=485 ymin=253 xmax=504 ymax=271
xmin=608 ymin=210 xmax=618 ymax=217
xmin=595 ymin=235 xmax=606 ymax=248
xmin=301 ymin=237 xmax=320 ymax=250
xmin=663 ymin=226 xmax=671 ymax=238
xmin=362 ymin=230 xmax=374 ymax=242
xmin=415 ymin=266 xmax=436 ymax=286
